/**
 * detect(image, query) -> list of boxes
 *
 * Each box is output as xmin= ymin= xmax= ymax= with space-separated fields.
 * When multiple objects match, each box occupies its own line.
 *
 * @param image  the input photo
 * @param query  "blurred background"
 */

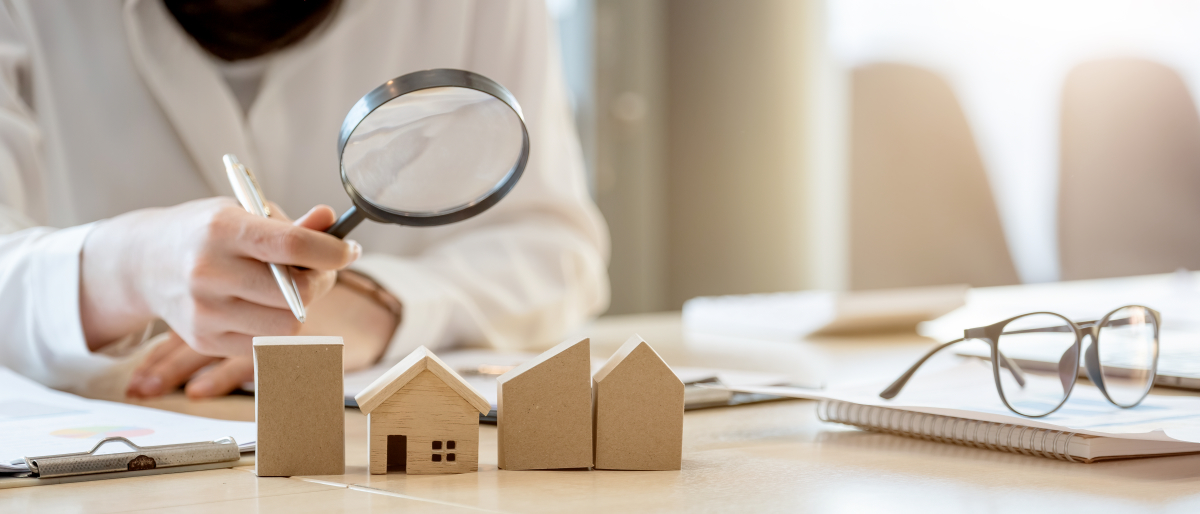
xmin=549 ymin=0 xmax=1200 ymax=315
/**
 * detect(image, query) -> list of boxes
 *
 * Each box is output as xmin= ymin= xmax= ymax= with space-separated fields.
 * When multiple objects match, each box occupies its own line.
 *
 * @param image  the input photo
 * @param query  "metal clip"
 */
xmin=24 ymin=436 xmax=240 ymax=478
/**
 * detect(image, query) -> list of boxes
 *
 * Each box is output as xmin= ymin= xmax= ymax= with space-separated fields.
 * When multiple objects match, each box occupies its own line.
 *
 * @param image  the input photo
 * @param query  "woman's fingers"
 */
xmin=185 ymin=356 xmax=254 ymax=399
xmin=216 ymin=207 xmax=358 ymax=270
xmin=130 ymin=332 xmax=184 ymax=377
xmin=192 ymin=256 xmax=336 ymax=308
xmin=125 ymin=330 xmax=254 ymax=399
xmin=126 ymin=333 xmax=186 ymax=398
xmin=266 ymin=201 xmax=291 ymax=222
xmin=191 ymin=299 xmax=305 ymax=355
xmin=294 ymin=205 xmax=337 ymax=231
xmin=127 ymin=331 xmax=219 ymax=398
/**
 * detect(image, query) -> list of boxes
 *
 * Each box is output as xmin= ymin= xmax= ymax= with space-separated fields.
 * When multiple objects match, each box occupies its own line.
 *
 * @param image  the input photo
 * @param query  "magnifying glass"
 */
xmin=326 ymin=69 xmax=529 ymax=238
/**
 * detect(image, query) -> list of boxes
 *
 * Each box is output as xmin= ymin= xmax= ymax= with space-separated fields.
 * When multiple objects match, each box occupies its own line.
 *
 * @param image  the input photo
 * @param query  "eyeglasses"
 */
xmin=879 ymin=305 xmax=1161 ymax=417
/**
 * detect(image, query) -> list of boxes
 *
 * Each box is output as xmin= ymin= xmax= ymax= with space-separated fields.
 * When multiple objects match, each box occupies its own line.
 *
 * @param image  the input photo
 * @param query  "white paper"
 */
xmin=0 ymin=367 xmax=255 ymax=473
xmin=682 ymin=290 xmax=838 ymax=339
xmin=343 ymin=349 xmax=792 ymax=409
xmin=955 ymin=329 xmax=1200 ymax=380
xmin=723 ymin=360 xmax=1200 ymax=444
xmin=920 ymin=270 xmax=1200 ymax=342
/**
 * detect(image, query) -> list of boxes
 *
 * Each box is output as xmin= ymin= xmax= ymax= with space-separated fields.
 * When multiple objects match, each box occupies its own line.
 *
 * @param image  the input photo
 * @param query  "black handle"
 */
xmin=326 ymin=205 xmax=365 ymax=239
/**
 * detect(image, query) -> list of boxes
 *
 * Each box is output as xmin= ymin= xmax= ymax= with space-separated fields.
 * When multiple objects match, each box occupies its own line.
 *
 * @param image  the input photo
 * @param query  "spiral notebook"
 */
xmin=717 ymin=361 xmax=1200 ymax=463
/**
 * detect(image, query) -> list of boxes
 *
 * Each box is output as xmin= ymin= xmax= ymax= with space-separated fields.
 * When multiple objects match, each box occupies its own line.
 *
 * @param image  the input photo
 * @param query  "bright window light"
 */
xmin=830 ymin=0 xmax=1200 ymax=283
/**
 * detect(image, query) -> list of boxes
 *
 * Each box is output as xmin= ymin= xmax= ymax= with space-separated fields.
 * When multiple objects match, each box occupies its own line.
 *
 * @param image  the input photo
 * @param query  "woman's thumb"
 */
xmin=295 ymin=205 xmax=337 ymax=231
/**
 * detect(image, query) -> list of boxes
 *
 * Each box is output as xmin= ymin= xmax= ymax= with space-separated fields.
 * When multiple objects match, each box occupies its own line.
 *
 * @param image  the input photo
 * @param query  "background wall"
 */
xmin=554 ymin=0 xmax=1200 ymax=315
xmin=589 ymin=0 xmax=841 ymax=314
xmin=829 ymin=0 xmax=1200 ymax=284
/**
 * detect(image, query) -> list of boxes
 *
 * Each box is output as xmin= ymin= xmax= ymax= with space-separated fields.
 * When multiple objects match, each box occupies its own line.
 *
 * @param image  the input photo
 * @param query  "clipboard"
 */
xmin=0 ymin=436 xmax=245 ymax=489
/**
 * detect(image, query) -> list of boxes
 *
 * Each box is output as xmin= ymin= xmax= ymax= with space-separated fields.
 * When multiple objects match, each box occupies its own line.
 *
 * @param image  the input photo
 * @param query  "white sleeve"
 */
xmin=0 ymin=6 xmax=118 ymax=393
xmin=0 ymin=225 xmax=120 ymax=393
xmin=355 ymin=1 xmax=610 ymax=363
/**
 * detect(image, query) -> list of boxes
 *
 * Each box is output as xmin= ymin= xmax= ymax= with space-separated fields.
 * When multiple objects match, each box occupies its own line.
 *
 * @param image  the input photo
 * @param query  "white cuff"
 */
xmin=350 ymin=253 xmax=463 ymax=365
xmin=28 ymin=223 xmax=120 ymax=392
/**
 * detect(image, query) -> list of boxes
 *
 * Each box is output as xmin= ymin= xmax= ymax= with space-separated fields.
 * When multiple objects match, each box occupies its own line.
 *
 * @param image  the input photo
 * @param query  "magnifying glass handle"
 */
xmin=327 ymin=206 xmax=365 ymax=239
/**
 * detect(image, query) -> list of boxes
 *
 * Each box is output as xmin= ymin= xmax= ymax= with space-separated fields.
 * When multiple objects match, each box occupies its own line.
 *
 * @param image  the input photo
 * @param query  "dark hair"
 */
xmin=163 ymin=0 xmax=341 ymax=61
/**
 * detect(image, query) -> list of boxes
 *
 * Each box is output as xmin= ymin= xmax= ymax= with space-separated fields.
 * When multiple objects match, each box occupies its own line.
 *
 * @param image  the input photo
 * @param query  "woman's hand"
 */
xmin=80 ymin=197 xmax=360 ymax=356
xmin=126 ymin=278 xmax=398 ymax=399
xmin=125 ymin=330 xmax=246 ymax=399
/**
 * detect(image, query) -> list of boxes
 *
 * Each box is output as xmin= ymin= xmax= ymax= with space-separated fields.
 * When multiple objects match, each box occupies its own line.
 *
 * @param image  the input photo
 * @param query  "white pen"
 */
xmin=222 ymin=154 xmax=307 ymax=323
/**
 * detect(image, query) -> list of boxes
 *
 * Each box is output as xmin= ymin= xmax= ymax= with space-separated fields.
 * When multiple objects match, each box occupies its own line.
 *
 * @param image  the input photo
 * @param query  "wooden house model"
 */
xmin=592 ymin=334 xmax=685 ymax=471
xmin=497 ymin=338 xmax=593 ymax=470
xmin=354 ymin=346 xmax=491 ymax=475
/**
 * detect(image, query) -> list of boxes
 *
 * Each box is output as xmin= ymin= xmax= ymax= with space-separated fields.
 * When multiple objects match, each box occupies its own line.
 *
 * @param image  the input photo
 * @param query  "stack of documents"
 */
xmin=683 ymin=285 xmax=967 ymax=339
xmin=925 ymin=270 xmax=1200 ymax=391
xmin=342 ymin=349 xmax=794 ymax=412
xmin=718 ymin=360 xmax=1200 ymax=462
xmin=0 ymin=368 xmax=255 ymax=474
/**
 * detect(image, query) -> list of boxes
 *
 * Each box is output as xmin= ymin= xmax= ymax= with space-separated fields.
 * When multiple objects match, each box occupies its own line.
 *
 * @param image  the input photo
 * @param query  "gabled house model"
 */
xmin=592 ymin=334 xmax=685 ymax=471
xmin=497 ymin=338 xmax=593 ymax=470
xmin=354 ymin=346 xmax=491 ymax=475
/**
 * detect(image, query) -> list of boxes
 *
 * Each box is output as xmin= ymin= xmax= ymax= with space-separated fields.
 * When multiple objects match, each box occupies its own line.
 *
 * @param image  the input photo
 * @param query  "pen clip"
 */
xmin=241 ymin=164 xmax=271 ymax=218
xmin=222 ymin=153 xmax=307 ymax=323
xmin=222 ymin=154 xmax=271 ymax=218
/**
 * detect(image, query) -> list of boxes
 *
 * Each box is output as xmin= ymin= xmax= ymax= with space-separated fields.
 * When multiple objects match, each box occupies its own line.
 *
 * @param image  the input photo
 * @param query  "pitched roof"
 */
xmin=497 ymin=337 xmax=589 ymax=386
xmin=354 ymin=346 xmax=491 ymax=415
xmin=592 ymin=334 xmax=678 ymax=385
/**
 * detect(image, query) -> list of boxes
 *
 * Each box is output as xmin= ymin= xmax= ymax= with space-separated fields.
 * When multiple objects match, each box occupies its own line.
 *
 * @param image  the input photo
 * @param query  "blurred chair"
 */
xmin=1059 ymin=58 xmax=1200 ymax=280
xmin=849 ymin=63 xmax=1019 ymax=290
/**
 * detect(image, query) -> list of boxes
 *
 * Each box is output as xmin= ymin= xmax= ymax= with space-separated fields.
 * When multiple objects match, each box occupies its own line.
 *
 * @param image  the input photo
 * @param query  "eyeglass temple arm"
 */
xmin=879 ymin=339 xmax=963 ymax=399
xmin=879 ymin=338 xmax=1027 ymax=400
xmin=999 ymin=350 xmax=1029 ymax=388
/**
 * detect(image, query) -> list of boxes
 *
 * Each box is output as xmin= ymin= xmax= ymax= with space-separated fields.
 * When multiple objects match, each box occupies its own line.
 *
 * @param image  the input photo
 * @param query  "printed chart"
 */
xmin=0 ymin=368 xmax=254 ymax=473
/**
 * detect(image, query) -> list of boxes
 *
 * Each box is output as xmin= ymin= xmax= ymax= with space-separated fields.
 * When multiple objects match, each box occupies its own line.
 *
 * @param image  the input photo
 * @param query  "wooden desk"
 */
xmin=4 ymin=312 xmax=1200 ymax=513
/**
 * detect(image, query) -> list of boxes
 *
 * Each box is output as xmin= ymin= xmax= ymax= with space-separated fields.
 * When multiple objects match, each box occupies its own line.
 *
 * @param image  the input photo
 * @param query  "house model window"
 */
xmin=432 ymin=440 xmax=457 ymax=462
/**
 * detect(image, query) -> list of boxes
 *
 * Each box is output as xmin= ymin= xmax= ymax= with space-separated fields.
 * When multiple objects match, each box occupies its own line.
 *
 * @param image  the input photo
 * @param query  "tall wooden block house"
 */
xmin=497 ymin=338 xmax=593 ymax=470
xmin=253 ymin=336 xmax=345 ymax=477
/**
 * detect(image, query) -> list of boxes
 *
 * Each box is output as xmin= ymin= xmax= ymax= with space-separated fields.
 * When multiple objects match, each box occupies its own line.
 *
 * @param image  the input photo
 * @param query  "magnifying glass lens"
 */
xmin=341 ymin=86 xmax=524 ymax=215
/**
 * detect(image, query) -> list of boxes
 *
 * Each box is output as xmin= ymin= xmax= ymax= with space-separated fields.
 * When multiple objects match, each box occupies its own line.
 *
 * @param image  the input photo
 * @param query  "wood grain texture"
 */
xmin=356 ymin=346 xmax=489 ymax=415
xmin=253 ymin=337 xmax=345 ymax=477
xmin=497 ymin=338 xmax=593 ymax=470
xmin=354 ymin=346 xmax=431 ymax=414
xmin=367 ymin=370 xmax=479 ymax=475
xmin=19 ymin=310 xmax=1200 ymax=513
xmin=593 ymin=335 xmax=684 ymax=470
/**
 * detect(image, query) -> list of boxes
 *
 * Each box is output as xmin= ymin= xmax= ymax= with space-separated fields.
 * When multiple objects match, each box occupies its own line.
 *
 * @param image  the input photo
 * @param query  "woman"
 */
xmin=0 ymin=0 xmax=608 ymax=398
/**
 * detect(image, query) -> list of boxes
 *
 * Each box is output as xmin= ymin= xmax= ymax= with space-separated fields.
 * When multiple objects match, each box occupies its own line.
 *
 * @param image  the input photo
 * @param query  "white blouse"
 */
xmin=0 ymin=0 xmax=610 ymax=394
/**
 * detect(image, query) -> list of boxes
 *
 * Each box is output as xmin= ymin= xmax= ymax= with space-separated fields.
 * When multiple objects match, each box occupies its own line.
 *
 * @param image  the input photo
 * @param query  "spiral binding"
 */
xmin=817 ymin=400 xmax=1083 ymax=463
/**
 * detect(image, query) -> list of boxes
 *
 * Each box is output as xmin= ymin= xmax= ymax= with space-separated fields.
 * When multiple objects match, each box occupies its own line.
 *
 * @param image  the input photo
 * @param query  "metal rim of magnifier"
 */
xmin=330 ymin=68 xmax=529 ymax=235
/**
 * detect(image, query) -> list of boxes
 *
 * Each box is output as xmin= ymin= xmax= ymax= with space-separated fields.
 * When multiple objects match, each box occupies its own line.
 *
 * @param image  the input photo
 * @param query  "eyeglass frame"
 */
xmin=878 ymin=305 xmax=1161 ymax=417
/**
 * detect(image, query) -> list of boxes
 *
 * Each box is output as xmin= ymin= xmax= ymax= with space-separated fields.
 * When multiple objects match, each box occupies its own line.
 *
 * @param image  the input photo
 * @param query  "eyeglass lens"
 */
xmin=994 ymin=313 xmax=1077 ymax=417
xmin=1096 ymin=306 xmax=1158 ymax=407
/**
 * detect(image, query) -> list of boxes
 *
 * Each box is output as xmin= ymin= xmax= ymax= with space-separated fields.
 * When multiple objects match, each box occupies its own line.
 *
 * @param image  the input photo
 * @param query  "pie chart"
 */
xmin=51 ymin=426 xmax=155 ymax=439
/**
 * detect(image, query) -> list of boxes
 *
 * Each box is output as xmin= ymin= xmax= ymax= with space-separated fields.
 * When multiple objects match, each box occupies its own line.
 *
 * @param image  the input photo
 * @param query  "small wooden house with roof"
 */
xmin=354 ymin=346 xmax=491 ymax=475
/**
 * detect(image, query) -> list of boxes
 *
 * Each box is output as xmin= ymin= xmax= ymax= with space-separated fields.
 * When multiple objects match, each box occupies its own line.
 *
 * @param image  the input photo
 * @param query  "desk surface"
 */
xmin=4 ymin=312 xmax=1200 ymax=513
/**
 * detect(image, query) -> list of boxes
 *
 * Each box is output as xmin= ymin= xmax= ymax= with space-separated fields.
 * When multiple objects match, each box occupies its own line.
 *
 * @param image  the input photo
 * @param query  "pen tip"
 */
xmin=298 ymin=315 xmax=306 ymax=323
